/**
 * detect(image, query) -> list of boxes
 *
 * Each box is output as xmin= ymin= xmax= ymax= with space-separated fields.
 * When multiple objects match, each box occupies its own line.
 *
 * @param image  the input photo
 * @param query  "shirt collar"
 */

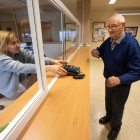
xmin=110 ymin=31 xmax=125 ymax=44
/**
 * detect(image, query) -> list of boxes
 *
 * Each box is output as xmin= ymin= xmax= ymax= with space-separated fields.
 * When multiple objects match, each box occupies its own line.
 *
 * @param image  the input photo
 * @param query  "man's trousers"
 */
xmin=105 ymin=84 xmax=131 ymax=131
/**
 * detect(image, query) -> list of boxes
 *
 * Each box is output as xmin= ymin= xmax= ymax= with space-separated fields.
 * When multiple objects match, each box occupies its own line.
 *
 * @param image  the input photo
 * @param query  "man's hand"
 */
xmin=45 ymin=65 xmax=67 ymax=76
xmin=106 ymin=76 xmax=121 ymax=87
xmin=50 ymin=59 xmax=68 ymax=65
xmin=91 ymin=50 xmax=100 ymax=58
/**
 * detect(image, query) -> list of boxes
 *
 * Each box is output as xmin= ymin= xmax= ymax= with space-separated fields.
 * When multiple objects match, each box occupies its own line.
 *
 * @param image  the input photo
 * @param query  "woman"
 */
xmin=0 ymin=31 xmax=67 ymax=98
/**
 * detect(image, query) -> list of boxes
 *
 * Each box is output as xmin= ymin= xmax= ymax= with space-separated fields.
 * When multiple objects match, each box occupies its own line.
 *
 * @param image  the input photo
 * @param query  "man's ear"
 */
xmin=122 ymin=22 xmax=126 ymax=31
xmin=123 ymin=22 xmax=126 ymax=27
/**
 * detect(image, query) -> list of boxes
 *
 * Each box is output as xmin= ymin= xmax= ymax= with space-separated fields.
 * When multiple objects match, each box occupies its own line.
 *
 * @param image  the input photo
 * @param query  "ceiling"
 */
xmin=0 ymin=0 xmax=51 ymax=9
xmin=91 ymin=0 xmax=140 ymax=10
xmin=0 ymin=0 xmax=140 ymax=11
xmin=0 ymin=0 xmax=82 ymax=9
xmin=1 ymin=0 xmax=139 ymax=23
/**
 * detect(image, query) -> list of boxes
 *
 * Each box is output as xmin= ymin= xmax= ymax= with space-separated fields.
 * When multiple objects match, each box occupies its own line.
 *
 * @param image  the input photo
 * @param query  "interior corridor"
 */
xmin=90 ymin=60 xmax=140 ymax=140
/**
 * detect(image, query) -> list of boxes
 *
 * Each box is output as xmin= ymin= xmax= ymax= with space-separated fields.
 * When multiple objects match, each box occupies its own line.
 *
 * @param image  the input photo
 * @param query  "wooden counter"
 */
xmin=1 ymin=46 xmax=90 ymax=140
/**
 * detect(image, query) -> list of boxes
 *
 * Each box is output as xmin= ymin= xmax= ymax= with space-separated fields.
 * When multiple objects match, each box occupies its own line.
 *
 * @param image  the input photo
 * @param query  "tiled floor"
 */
xmin=90 ymin=60 xmax=140 ymax=140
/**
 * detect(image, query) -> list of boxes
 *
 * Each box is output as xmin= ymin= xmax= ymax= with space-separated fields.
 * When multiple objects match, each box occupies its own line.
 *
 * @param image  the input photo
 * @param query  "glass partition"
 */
xmin=0 ymin=21 xmax=17 ymax=36
xmin=64 ymin=14 xmax=80 ymax=61
xmin=61 ymin=0 xmax=83 ymax=43
xmin=39 ymin=5 xmax=63 ymax=60
xmin=15 ymin=8 xmax=31 ymax=43
xmin=0 ymin=0 xmax=81 ymax=138
xmin=0 ymin=0 xmax=40 ymax=127
xmin=62 ymin=0 xmax=83 ymax=22
xmin=0 ymin=9 xmax=17 ymax=36
xmin=0 ymin=10 xmax=14 ymax=20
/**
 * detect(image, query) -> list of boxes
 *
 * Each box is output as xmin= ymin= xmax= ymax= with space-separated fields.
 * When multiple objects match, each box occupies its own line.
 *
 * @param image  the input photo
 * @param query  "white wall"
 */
xmin=124 ymin=15 xmax=140 ymax=44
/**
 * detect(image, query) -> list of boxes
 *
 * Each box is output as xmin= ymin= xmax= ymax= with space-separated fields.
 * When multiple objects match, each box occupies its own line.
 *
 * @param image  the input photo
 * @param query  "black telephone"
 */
xmin=63 ymin=65 xmax=80 ymax=76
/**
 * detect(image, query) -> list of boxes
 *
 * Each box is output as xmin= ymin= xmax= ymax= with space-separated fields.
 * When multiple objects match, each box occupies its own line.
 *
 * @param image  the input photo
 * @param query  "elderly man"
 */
xmin=91 ymin=14 xmax=140 ymax=140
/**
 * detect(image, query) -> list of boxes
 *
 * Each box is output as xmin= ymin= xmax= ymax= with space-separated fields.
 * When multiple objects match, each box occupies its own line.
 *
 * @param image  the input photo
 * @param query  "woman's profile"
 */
xmin=0 ymin=31 xmax=67 ymax=99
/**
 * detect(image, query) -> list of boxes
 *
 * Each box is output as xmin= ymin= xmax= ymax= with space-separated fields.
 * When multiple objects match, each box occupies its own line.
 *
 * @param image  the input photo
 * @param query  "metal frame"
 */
xmin=48 ymin=0 xmax=81 ymax=26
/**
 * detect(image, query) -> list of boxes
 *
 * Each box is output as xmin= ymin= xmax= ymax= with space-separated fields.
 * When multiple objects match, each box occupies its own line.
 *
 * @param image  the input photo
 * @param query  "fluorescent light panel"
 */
xmin=109 ymin=0 xmax=116 ymax=4
xmin=120 ymin=13 xmax=140 ymax=15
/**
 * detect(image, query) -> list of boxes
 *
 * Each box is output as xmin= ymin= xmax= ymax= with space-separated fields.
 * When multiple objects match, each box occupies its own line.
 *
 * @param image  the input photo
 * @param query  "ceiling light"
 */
xmin=120 ymin=13 xmax=140 ymax=15
xmin=109 ymin=0 xmax=116 ymax=4
xmin=115 ymin=10 xmax=140 ymax=15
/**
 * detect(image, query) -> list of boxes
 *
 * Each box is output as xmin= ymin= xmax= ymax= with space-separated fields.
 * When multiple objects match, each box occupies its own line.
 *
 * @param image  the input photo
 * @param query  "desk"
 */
xmin=0 ymin=46 xmax=89 ymax=140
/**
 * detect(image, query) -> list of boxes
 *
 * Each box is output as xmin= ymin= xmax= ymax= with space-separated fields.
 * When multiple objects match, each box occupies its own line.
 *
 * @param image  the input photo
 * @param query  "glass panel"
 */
xmin=0 ymin=0 xmax=40 ymax=129
xmin=64 ymin=14 xmax=79 ymax=60
xmin=0 ymin=21 xmax=17 ymax=36
xmin=61 ymin=0 xmax=83 ymax=24
xmin=0 ymin=10 xmax=14 ymax=20
xmin=39 ymin=5 xmax=63 ymax=61
xmin=38 ymin=2 xmax=66 ymax=83
xmin=15 ymin=8 xmax=31 ymax=43
xmin=61 ymin=0 xmax=83 ymax=44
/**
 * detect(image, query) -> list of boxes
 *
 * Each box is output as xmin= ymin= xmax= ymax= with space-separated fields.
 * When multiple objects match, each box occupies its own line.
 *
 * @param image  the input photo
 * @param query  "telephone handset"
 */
xmin=63 ymin=65 xmax=80 ymax=76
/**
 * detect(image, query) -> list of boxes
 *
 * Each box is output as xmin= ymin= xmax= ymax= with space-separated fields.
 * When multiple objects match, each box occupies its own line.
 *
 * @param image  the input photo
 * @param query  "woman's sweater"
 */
xmin=0 ymin=50 xmax=50 ymax=98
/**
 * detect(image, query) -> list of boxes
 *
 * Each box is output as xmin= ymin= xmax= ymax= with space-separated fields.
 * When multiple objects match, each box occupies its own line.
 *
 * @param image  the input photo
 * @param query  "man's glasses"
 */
xmin=106 ymin=22 xmax=123 ymax=30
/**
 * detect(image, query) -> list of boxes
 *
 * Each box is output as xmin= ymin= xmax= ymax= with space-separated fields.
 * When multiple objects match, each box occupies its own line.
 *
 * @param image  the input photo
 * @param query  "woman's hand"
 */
xmin=50 ymin=59 xmax=68 ymax=65
xmin=45 ymin=65 xmax=67 ymax=76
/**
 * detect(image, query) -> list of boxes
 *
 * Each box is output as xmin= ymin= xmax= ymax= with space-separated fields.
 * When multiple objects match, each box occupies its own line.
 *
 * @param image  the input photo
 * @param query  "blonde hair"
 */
xmin=0 ymin=31 xmax=16 ymax=55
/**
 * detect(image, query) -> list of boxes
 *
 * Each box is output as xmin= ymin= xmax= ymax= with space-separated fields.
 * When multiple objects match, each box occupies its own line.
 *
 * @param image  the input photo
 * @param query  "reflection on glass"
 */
xmin=61 ymin=0 xmax=83 ymax=24
xmin=65 ymin=23 xmax=77 ymax=42
xmin=62 ymin=0 xmax=83 ymax=45
xmin=15 ymin=9 xmax=32 ymax=43
xmin=0 ymin=10 xmax=14 ymax=20
xmin=0 ymin=21 xmax=17 ymax=36
xmin=39 ymin=5 xmax=63 ymax=61
xmin=64 ymin=14 xmax=79 ymax=60
xmin=0 ymin=0 xmax=69 ymax=135
xmin=0 ymin=5 xmax=39 ymax=115
xmin=0 ymin=1 xmax=69 ymax=116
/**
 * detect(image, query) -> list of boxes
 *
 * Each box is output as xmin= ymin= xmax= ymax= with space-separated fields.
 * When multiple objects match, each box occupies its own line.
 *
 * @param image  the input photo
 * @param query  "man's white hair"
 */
xmin=109 ymin=14 xmax=125 ymax=23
